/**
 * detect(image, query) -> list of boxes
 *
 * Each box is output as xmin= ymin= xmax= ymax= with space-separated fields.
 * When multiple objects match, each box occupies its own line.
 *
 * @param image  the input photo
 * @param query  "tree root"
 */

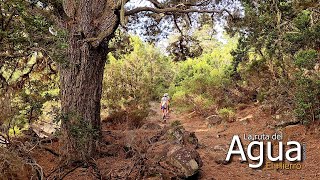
xmin=27 ymin=161 xmax=44 ymax=180
xmin=38 ymin=145 xmax=60 ymax=157
xmin=59 ymin=163 xmax=83 ymax=180
xmin=46 ymin=160 xmax=102 ymax=180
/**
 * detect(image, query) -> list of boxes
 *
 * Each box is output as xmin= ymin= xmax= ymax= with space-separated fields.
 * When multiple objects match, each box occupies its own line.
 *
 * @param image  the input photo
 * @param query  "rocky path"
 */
xmin=31 ymin=102 xmax=320 ymax=179
xmin=147 ymin=102 xmax=320 ymax=180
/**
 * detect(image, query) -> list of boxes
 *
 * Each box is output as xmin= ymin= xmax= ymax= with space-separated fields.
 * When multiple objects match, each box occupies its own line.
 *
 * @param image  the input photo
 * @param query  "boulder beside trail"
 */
xmin=102 ymin=124 xmax=202 ymax=179
xmin=166 ymin=125 xmax=199 ymax=149
xmin=166 ymin=145 xmax=202 ymax=177
xmin=205 ymin=115 xmax=222 ymax=128
xmin=145 ymin=125 xmax=202 ymax=178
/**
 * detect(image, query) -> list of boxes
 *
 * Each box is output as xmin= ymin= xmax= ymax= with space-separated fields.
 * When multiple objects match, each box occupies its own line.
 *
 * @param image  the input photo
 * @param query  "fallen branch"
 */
xmin=46 ymin=162 xmax=69 ymax=179
xmin=27 ymin=161 xmax=44 ymax=180
xmin=59 ymin=164 xmax=83 ymax=180
xmin=39 ymin=145 xmax=60 ymax=157
xmin=274 ymin=120 xmax=301 ymax=128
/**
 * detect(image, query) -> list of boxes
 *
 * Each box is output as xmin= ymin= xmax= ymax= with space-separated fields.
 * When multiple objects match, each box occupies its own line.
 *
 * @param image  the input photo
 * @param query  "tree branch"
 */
xmin=173 ymin=15 xmax=183 ymax=36
xmin=0 ymin=73 xmax=8 ymax=90
xmin=191 ymin=0 xmax=212 ymax=7
xmin=178 ymin=0 xmax=212 ymax=7
xmin=4 ymin=9 xmax=16 ymax=30
xmin=125 ymin=7 xmax=231 ymax=16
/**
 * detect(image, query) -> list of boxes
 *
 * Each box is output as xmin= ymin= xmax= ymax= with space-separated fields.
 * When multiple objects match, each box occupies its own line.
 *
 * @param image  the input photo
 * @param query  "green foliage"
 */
xmin=54 ymin=112 xmax=99 ymax=153
xmin=256 ymin=91 xmax=266 ymax=102
xmin=294 ymin=10 xmax=311 ymax=30
xmin=218 ymin=107 xmax=235 ymax=122
xmin=171 ymin=90 xmax=189 ymax=111
xmin=0 ymin=1 xmax=60 ymax=136
xmin=170 ymin=120 xmax=182 ymax=127
xmin=294 ymin=74 xmax=320 ymax=124
xmin=228 ymin=0 xmax=320 ymax=123
xmin=294 ymin=49 xmax=318 ymax=70
xmin=169 ymin=33 xmax=237 ymax=114
xmin=69 ymin=117 xmax=98 ymax=149
xmin=108 ymin=29 xmax=134 ymax=59
xmin=103 ymin=36 xmax=174 ymax=122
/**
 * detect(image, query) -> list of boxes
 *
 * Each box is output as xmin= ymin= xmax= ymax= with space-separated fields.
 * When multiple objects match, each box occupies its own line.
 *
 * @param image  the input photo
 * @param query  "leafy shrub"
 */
xmin=169 ymin=35 xmax=236 ymax=115
xmin=127 ymin=108 xmax=149 ymax=129
xmin=226 ymin=1 xmax=320 ymax=126
xmin=218 ymin=107 xmax=236 ymax=122
xmin=294 ymin=10 xmax=311 ymax=30
xmin=170 ymin=120 xmax=182 ymax=127
xmin=170 ymin=90 xmax=189 ymax=111
xmin=105 ymin=107 xmax=148 ymax=129
xmin=171 ymin=90 xmax=213 ymax=115
xmin=0 ymin=53 xmax=59 ymax=137
xmin=192 ymin=94 xmax=213 ymax=115
xmin=294 ymin=49 xmax=318 ymax=70
xmin=103 ymin=37 xmax=174 ymax=127
xmin=294 ymin=74 xmax=320 ymax=124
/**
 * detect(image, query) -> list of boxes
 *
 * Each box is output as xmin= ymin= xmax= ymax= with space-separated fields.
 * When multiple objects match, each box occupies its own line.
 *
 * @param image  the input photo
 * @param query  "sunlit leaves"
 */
xmin=103 ymin=36 xmax=174 ymax=112
xmin=294 ymin=49 xmax=318 ymax=70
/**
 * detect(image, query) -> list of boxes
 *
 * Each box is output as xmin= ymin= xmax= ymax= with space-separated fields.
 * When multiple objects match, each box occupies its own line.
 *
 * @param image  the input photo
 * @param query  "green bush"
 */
xmin=294 ymin=49 xmax=318 ymax=70
xmin=294 ymin=10 xmax=311 ymax=30
xmin=171 ymin=90 xmax=189 ymax=110
xmin=294 ymin=74 xmax=320 ymax=124
xmin=218 ymin=107 xmax=236 ymax=122
xmin=170 ymin=120 xmax=182 ymax=127
xmin=103 ymin=36 xmax=174 ymax=124
xmin=169 ymin=38 xmax=235 ymax=114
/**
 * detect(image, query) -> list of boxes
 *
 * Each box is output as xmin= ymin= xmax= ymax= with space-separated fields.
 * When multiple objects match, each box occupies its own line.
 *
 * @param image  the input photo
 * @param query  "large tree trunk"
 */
xmin=59 ymin=0 xmax=119 ymax=161
xmin=60 ymin=37 xmax=108 ymax=161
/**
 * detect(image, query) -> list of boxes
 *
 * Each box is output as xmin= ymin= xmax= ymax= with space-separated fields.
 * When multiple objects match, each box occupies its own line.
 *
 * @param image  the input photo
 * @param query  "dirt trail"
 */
xmin=147 ymin=102 xmax=320 ymax=180
xmin=146 ymin=102 xmax=180 ymax=125
xmin=31 ymin=102 xmax=320 ymax=179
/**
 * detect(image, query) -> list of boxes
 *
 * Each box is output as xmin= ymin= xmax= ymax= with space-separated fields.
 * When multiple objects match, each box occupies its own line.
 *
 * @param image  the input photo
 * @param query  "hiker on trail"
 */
xmin=160 ymin=93 xmax=169 ymax=120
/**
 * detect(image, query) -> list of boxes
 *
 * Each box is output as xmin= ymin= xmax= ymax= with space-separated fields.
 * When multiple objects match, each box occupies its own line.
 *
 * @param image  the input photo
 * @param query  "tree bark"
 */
xmin=59 ymin=0 xmax=119 ymax=161
xmin=60 ymin=35 xmax=108 ymax=161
